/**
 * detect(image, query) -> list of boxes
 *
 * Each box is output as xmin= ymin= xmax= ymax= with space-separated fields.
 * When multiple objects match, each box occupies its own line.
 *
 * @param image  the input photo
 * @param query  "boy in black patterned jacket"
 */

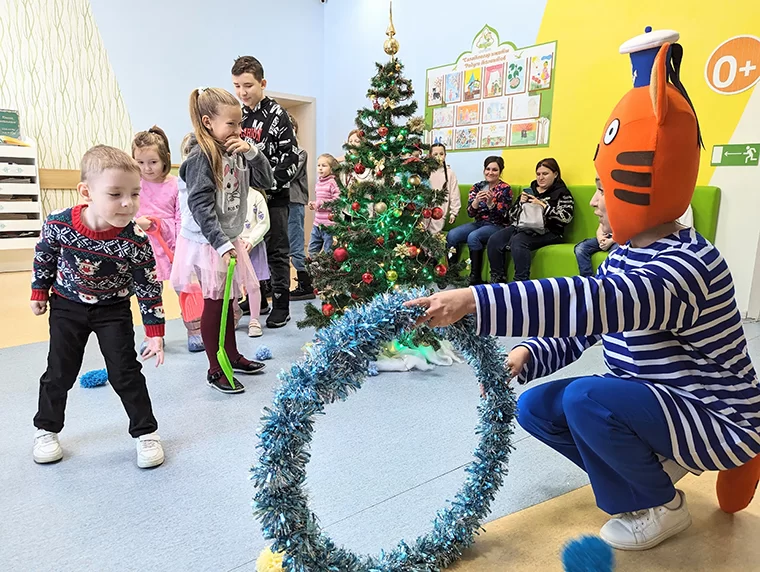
xmin=30 ymin=145 xmax=166 ymax=469
xmin=233 ymin=56 xmax=299 ymax=328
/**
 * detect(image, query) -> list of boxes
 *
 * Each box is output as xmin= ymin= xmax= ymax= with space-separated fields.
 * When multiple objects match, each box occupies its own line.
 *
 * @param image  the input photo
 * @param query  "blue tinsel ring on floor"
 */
xmin=252 ymin=289 xmax=516 ymax=571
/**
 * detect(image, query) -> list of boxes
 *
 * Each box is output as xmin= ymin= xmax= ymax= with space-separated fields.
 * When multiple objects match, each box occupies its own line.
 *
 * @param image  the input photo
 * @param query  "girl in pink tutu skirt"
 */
xmin=172 ymin=87 xmax=274 ymax=394
xmin=133 ymin=126 xmax=204 ymax=353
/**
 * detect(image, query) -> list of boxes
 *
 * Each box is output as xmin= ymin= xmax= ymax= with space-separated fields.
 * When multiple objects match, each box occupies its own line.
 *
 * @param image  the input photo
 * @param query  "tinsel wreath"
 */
xmin=251 ymin=289 xmax=516 ymax=571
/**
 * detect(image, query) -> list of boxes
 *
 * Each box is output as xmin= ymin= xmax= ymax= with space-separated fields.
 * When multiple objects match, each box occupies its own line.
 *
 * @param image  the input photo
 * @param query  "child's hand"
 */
xmin=245 ymin=241 xmax=254 ymax=253
xmin=136 ymin=216 xmax=153 ymax=231
xmin=448 ymin=214 xmax=457 ymax=224
xmin=226 ymin=137 xmax=251 ymax=155
xmin=30 ymin=300 xmax=47 ymax=316
xmin=308 ymin=201 xmax=316 ymax=211
xmin=222 ymin=249 xmax=238 ymax=266
xmin=141 ymin=336 xmax=165 ymax=367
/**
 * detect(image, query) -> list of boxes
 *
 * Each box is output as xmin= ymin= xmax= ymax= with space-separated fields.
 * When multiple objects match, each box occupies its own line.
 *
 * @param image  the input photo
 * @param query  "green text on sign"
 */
xmin=711 ymin=144 xmax=760 ymax=167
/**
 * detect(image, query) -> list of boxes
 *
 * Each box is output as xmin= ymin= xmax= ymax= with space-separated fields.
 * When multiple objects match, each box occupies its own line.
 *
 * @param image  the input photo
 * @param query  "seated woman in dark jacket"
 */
xmin=486 ymin=158 xmax=574 ymax=282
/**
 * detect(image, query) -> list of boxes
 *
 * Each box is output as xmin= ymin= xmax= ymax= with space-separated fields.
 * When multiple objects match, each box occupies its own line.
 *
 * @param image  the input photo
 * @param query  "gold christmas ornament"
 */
xmin=409 ymin=174 xmax=421 ymax=186
xmin=383 ymin=99 xmax=397 ymax=110
xmin=407 ymin=116 xmax=426 ymax=134
xmin=384 ymin=1 xmax=399 ymax=57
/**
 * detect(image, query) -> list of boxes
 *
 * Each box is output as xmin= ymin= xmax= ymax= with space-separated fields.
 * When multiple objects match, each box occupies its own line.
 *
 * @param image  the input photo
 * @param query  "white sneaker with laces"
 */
xmin=136 ymin=433 xmax=164 ymax=468
xmin=248 ymin=318 xmax=263 ymax=338
xmin=600 ymin=490 xmax=692 ymax=551
xmin=33 ymin=429 xmax=63 ymax=464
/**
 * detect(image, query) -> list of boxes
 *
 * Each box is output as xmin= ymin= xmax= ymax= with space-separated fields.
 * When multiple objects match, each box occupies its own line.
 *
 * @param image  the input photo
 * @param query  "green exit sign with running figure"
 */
xmin=711 ymin=144 xmax=760 ymax=167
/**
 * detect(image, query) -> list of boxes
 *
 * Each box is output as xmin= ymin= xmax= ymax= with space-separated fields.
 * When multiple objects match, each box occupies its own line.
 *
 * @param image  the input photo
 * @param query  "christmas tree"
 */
xmin=298 ymin=4 xmax=467 ymax=331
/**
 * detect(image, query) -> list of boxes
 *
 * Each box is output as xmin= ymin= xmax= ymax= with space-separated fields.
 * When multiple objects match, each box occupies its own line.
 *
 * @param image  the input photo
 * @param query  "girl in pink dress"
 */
xmin=133 ymin=126 xmax=202 ymax=352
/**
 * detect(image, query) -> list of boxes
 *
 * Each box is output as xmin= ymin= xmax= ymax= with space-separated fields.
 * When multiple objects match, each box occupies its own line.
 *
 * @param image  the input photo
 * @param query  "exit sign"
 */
xmin=711 ymin=144 xmax=760 ymax=167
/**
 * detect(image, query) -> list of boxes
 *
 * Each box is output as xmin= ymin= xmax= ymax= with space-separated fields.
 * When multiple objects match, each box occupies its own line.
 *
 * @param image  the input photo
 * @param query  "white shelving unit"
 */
xmin=0 ymin=139 xmax=42 ymax=271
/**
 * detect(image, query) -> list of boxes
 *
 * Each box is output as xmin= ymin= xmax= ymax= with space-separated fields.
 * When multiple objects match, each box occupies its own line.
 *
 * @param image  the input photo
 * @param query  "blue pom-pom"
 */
xmin=368 ymin=362 xmax=379 ymax=376
xmin=80 ymin=369 xmax=108 ymax=388
xmin=255 ymin=345 xmax=273 ymax=361
xmin=561 ymin=536 xmax=614 ymax=572
xmin=645 ymin=26 xmax=653 ymax=33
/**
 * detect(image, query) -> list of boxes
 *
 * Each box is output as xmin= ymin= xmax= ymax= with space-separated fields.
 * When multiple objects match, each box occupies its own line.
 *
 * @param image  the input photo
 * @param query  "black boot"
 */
xmin=266 ymin=290 xmax=291 ymax=328
xmin=469 ymin=250 xmax=484 ymax=286
xmin=290 ymin=270 xmax=316 ymax=301
xmin=261 ymin=279 xmax=272 ymax=298
xmin=489 ymin=272 xmax=507 ymax=284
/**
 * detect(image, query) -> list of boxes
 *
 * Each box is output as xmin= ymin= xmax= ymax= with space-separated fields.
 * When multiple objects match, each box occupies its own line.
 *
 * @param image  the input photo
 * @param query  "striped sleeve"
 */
xmin=472 ymin=250 xmax=708 ymax=339
xmin=516 ymin=335 xmax=602 ymax=384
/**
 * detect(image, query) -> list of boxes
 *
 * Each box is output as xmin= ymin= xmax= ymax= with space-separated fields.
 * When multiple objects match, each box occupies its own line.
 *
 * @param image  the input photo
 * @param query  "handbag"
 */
xmin=516 ymin=200 xmax=547 ymax=234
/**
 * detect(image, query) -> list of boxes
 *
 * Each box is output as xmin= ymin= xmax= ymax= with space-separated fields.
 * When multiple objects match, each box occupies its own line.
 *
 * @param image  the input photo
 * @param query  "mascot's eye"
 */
xmin=604 ymin=119 xmax=620 ymax=145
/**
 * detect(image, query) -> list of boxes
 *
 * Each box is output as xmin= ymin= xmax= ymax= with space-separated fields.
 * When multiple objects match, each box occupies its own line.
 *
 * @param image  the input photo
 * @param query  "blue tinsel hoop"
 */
xmin=252 ymin=289 xmax=516 ymax=571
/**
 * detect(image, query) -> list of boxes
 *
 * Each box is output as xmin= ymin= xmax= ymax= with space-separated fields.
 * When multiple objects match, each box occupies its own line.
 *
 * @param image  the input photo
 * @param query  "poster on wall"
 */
xmin=425 ymin=25 xmax=557 ymax=152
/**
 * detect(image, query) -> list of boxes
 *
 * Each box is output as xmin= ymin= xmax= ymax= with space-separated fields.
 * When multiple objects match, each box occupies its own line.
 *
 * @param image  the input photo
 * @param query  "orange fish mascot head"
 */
xmin=594 ymin=28 xmax=704 ymax=244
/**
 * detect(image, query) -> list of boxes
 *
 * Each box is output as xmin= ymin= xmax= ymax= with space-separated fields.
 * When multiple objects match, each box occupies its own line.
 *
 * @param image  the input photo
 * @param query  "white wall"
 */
xmin=322 ymin=0 xmax=547 ymax=185
xmin=89 ymin=0 xmax=327 ymax=159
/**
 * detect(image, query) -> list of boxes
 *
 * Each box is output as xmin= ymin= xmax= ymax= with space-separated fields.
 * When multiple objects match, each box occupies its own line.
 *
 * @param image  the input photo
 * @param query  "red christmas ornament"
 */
xmin=373 ymin=99 xmax=381 ymax=110
xmin=378 ymin=126 xmax=389 ymax=137
xmin=351 ymin=293 xmax=359 ymax=300
xmin=408 ymin=245 xmax=419 ymax=257
xmin=322 ymin=303 xmax=335 ymax=317
xmin=431 ymin=207 xmax=444 ymax=220
xmin=328 ymin=213 xmax=335 ymax=222
xmin=389 ymin=231 xmax=397 ymax=240
xmin=422 ymin=208 xmax=432 ymax=219
xmin=362 ymin=272 xmax=374 ymax=285
xmin=351 ymin=201 xmax=361 ymax=212
xmin=406 ymin=202 xmax=416 ymax=212
xmin=376 ymin=236 xmax=385 ymax=246
xmin=313 ymin=288 xmax=320 ymax=296
xmin=354 ymin=163 xmax=366 ymax=175
xmin=435 ymin=264 xmax=448 ymax=277
xmin=358 ymin=130 xmax=365 ymax=138
xmin=333 ymin=247 xmax=349 ymax=262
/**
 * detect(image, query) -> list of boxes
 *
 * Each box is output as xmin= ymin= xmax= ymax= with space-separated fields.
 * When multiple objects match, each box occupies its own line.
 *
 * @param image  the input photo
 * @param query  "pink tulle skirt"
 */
xmin=171 ymin=236 xmax=260 ymax=307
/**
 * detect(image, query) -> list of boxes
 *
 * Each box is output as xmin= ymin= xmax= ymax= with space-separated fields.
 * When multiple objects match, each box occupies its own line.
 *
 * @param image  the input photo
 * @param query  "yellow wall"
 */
xmin=501 ymin=0 xmax=759 ymax=187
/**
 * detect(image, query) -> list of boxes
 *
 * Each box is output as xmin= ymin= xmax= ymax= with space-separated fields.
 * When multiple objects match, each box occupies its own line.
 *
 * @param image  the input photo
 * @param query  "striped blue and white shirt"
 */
xmin=472 ymin=228 xmax=760 ymax=474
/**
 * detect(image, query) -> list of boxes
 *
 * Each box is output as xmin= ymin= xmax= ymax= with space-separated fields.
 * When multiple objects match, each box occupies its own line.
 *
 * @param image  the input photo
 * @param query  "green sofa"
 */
xmin=445 ymin=184 xmax=721 ymax=281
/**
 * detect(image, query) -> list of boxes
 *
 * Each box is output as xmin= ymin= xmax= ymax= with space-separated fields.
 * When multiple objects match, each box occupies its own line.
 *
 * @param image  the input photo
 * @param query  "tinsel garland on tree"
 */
xmin=299 ymin=58 xmax=467 ymax=332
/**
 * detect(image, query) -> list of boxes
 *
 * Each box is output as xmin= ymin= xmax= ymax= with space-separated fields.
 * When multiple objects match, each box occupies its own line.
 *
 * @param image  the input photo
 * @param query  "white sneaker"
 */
xmin=248 ymin=318 xmax=263 ymax=338
xmin=33 ymin=429 xmax=63 ymax=464
xmin=136 ymin=433 xmax=164 ymax=468
xmin=600 ymin=490 xmax=692 ymax=551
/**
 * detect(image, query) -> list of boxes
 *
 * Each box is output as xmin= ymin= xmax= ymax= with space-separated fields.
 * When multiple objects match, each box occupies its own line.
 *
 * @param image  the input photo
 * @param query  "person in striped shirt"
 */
xmin=407 ymin=29 xmax=760 ymax=551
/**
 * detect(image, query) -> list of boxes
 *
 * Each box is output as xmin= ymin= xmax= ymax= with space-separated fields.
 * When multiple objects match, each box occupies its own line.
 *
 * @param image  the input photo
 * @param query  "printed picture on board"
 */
xmin=455 ymin=127 xmax=479 ymax=150
xmin=456 ymin=103 xmax=480 ymax=126
xmin=483 ymin=99 xmax=509 ymax=123
xmin=433 ymin=106 xmax=455 ymax=128
xmin=431 ymin=128 xmax=453 ymax=149
xmin=511 ymin=93 xmax=541 ymax=120
xmin=510 ymin=120 xmax=538 ymax=146
xmin=445 ymin=72 xmax=462 ymax=104
xmin=505 ymin=57 xmax=527 ymax=95
xmin=529 ymin=53 xmax=553 ymax=91
xmin=427 ymin=74 xmax=444 ymax=106
xmin=463 ymin=68 xmax=482 ymax=101
xmin=481 ymin=123 xmax=508 ymax=148
xmin=484 ymin=64 xmax=504 ymax=98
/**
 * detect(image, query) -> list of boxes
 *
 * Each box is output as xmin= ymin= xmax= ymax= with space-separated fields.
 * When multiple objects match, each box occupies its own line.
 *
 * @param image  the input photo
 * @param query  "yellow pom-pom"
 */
xmin=256 ymin=546 xmax=284 ymax=572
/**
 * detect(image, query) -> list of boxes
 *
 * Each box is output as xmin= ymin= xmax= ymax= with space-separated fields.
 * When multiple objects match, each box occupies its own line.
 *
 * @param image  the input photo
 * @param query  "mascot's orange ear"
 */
xmin=651 ymin=43 xmax=670 ymax=125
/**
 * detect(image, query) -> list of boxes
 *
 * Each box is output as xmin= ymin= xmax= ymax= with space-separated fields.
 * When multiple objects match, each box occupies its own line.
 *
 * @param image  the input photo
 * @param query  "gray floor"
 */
xmin=2 ymin=302 xmax=759 ymax=572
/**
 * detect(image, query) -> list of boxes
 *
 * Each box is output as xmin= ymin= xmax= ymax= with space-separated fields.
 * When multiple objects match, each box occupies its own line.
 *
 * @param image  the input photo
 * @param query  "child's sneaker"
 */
xmin=33 ymin=429 xmax=63 ymax=464
xmin=207 ymin=371 xmax=245 ymax=394
xmin=248 ymin=319 xmax=263 ymax=338
xmin=230 ymin=355 xmax=266 ymax=374
xmin=136 ymin=433 xmax=164 ymax=468
xmin=600 ymin=490 xmax=691 ymax=551
xmin=187 ymin=333 xmax=205 ymax=353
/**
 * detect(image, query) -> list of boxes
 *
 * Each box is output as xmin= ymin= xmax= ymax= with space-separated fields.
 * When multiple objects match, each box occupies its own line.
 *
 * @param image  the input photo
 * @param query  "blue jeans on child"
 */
xmin=517 ymin=376 xmax=677 ymax=515
xmin=308 ymin=226 xmax=334 ymax=256
xmin=574 ymin=237 xmax=602 ymax=277
xmin=288 ymin=203 xmax=306 ymax=272
xmin=445 ymin=221 xmax=502 ymax=251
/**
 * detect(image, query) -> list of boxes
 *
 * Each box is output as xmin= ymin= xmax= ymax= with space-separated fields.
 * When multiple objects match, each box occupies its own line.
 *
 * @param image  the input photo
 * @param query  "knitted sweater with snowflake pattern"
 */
xmin=31 ymin=205 xmax=165 ymax=337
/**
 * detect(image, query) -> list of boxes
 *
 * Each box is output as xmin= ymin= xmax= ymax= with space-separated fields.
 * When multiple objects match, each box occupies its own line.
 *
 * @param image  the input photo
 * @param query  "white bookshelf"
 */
xmin=0 ymin=139 xmax=42 ymax=271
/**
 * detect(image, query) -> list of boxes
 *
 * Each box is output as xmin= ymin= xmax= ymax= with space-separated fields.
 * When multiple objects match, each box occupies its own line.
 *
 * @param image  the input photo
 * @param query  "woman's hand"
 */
xmin=226 ymin=136 xmax=251 ymax=155
xmin=404 ymin=288 xmax=477 ymax=328
xmin=520 ymin=193 xmax=532 ymax=204
xmin=506 ymin=346 xmax=531 ymax=378
xmin=222 ymin=248 xmax=238 ymax=266
xmin=308 ymin=201 xmax=316 ymax=211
